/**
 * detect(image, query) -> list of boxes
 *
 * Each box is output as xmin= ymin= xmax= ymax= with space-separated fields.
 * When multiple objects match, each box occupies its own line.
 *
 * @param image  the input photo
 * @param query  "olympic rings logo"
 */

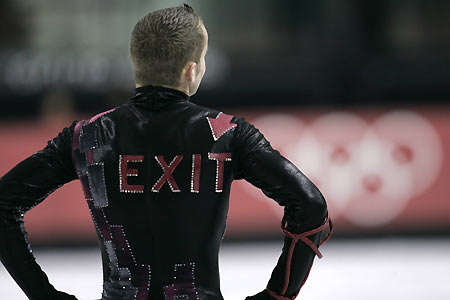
xmin=237 ymin=110 xmax=443 ymax=227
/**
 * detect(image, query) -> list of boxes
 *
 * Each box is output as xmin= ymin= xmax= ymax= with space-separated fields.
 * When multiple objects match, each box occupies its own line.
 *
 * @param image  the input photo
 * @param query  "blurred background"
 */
xmin=1 ymin=0 xmax=449 ymax=299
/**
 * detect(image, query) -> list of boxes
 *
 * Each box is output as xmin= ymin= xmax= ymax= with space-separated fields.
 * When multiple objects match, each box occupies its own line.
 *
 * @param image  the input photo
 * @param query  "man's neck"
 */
xmin=136 ymin=83 xmax=189 ymax=96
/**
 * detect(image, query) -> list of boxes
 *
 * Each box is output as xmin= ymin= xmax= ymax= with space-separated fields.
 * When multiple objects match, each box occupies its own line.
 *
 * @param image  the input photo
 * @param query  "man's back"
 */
xmin=73 ymin=85 xmax=238 ymax=299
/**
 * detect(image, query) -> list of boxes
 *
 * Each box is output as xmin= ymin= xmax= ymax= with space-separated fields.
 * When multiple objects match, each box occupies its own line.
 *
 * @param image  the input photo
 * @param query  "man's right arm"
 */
xmin=231 ymin=117 xmax=332 ymax=300
xmin=0 ymin=122 xmax=79 ymax=300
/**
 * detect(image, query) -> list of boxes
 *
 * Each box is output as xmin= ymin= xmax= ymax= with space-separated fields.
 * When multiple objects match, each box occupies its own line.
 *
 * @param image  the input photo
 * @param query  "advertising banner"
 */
xmin=1 ymin=107 xmax=448 ymax=242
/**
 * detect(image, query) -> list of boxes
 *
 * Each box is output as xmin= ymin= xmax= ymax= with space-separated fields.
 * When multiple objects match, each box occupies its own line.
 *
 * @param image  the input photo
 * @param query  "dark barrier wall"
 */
xmin=1 ymin=106 xmax=448 ymax=244
xmin=1 ymin=0 xmax=450 ymax=118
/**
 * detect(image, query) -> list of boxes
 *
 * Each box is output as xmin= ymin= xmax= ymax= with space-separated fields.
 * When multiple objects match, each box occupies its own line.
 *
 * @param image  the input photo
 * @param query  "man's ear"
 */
xmin=184 ymin=61 xmax=197 ymax=82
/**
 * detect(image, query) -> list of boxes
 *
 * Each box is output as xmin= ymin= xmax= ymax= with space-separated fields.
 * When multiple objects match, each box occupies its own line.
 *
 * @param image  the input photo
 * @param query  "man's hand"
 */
xmin=54 ymin=291 xmax=78 ymax=300
xmin=245 ymin=289 xmax=275 ymax=300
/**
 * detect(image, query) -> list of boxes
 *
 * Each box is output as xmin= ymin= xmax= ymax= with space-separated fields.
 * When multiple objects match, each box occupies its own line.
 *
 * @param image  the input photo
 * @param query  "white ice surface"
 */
xmin=1 ymin=239 xmax=449 ymax=300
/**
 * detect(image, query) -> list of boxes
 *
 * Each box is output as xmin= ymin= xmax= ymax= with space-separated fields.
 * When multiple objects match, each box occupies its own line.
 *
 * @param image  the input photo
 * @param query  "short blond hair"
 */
xmin=129 ymin=4 xmax=205 ymax=87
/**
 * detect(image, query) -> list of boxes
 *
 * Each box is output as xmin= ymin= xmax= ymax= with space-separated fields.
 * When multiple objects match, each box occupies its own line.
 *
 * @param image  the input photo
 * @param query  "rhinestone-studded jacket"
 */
xmin=0 ymin=85 xmax=331 ymax=300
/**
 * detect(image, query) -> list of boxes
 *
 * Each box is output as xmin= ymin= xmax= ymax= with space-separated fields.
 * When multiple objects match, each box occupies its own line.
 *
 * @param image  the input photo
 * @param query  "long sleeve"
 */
xmin=0 ymin=121 xmax=79 ymax=300
xmin=231 ymin=117 xmax=332 ymax=300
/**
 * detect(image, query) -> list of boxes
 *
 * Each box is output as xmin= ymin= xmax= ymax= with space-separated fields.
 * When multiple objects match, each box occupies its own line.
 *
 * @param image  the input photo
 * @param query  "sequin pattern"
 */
xmin=72 ymin=118 xmax=151 ymax=300
xmin=163 ymin=262 xmax=199 ymax=300
xmin=191 ymin=154 xmax=201 ymax=193
xmin=208 ymin=152 xmax=232 ymax=192
xmin=206 ymin=112 xmax=237 ymax=142
xmin=119 ymin=155 xmax=145 ymax=193
xmin=152 ymin=155 xmax=183 ymax=192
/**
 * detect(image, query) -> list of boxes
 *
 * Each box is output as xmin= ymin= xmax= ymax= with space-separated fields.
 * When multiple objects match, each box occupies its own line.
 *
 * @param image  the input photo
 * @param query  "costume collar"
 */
xmin=131 ymin=85 xmax=190 ymax=111
xmin=134 ymin=85 xmax=190 ymax=101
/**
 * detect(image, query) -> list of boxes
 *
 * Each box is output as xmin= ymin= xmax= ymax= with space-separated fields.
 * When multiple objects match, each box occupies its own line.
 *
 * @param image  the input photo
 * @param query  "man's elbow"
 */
xmin=283 ymin=185 xmax=328 ymax=233
xmin=303 ymin=187 xmax=328 ymax=230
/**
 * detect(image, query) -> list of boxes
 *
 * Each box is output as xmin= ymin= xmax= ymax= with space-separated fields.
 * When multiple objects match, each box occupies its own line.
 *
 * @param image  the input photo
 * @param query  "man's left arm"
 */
xmin=0 ymin=121 xmax=79 ymax=300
